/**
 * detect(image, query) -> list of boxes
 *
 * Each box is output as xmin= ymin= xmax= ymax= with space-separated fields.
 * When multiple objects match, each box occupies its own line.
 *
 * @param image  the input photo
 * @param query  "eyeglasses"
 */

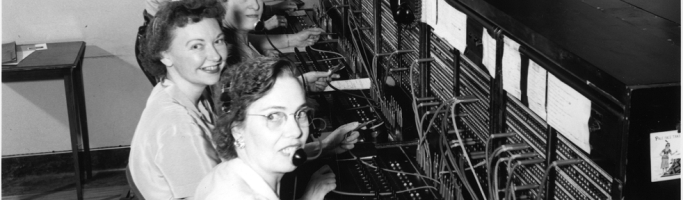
xmin=246 ymin=107 xmax=313 ymax=130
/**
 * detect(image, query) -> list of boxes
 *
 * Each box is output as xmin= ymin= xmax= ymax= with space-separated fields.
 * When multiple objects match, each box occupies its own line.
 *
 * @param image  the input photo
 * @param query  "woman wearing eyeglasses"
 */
xmin=195 ymin=57 xmax=343 ymax=200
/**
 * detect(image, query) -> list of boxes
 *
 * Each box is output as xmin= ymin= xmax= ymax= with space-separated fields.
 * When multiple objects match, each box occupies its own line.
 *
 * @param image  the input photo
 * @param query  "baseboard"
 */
xmin=2 ymin=147 xmax=130 ymax=180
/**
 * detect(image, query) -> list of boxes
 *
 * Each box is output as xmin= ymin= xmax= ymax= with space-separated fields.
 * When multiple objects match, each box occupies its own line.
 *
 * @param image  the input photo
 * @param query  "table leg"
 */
xmin=74 ymin=55 xmax=92 ymax=179
xmin=64 ymin=68 xmax=84 ymax=200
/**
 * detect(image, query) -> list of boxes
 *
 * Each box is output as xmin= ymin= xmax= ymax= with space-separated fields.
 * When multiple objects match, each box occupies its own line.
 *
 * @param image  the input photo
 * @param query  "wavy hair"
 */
xmin=213 ymin=57 xmax=300 ymax=160
xmin=141 ymin=0 xmax=227 ymax=78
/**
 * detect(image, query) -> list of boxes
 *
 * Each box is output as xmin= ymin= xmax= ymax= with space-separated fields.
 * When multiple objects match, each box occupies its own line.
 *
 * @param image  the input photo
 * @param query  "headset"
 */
xmin=220 ymin=32 xmax=307 ymax=167
xmin=254 ymin=20 xmax=266 ymax=32
xmin=220 ymin=89 xmax=308 ymax=167
xmin=292 ymin=149 xmax=307 ymax=166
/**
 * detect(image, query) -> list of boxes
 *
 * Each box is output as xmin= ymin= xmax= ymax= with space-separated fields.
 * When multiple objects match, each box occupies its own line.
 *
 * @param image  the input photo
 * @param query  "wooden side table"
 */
xmin=3 ymin=41 xmax=91 ymax=200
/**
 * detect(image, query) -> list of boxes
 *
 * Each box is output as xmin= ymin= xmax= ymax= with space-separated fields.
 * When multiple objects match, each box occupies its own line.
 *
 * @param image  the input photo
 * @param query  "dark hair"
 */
xmin=213 ymin=57 xmax=300 ymax=160
xmin=142 ymin=0 xmax=226 ymax=78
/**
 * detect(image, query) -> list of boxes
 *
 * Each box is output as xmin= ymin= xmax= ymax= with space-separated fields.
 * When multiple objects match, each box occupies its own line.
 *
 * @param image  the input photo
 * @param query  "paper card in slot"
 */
xmin=502 ymin=36 xmax=521 ymax=99
xmin=433 ymin=0 xmax=467 ymax=52
xmin=527 ymin=60 xmax=547 ymax=121
xmin=482 ymin=28 xmax=496 ymax=78
xmin=324 ymin=78 xmax=371 ymax=92
xmin=547 ymin=74 xmax=591 ymax=153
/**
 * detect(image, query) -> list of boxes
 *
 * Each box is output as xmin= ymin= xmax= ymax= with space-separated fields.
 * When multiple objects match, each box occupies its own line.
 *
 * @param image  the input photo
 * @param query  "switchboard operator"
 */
xmin=136 ymin=0 xmax=302 ymax=83
xmin=196 ymin=57 xmax=356 ymax=200
xmin=129 ymin=1 xmax=360 ymax=199
xmin=214 ymin=0 xmax=336 ymax=116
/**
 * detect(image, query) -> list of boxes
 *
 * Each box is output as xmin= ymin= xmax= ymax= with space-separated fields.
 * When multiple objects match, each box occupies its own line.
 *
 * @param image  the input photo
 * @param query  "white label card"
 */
xmin=432 ymin=0 xmax=467 ymax=52
xmin=324 ymin=78 xmax=371 ymax=92
xmin=527 ymin=60 xmax=547 ymax=121
xmin=502 ymin=36 xmax=521 ymax=99
xmin=482 ymin=28 xmax=496 ymax=78
xmin=547 ymin=74 xmax=591 ymax=153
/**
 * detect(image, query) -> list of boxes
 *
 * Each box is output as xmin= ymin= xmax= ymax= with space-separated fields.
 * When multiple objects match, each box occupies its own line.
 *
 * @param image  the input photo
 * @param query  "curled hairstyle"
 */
xmin=214 ymin=57 xmax=300 ymax=160
xmin=142 ymin=0 xmax=226 ymax=78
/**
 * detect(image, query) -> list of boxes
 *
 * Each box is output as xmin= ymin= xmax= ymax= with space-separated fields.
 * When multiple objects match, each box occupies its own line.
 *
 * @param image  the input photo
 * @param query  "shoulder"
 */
xmin=134 ymin=93 xmax=195 ymax=140
xmin=148 ymin=88 xmax=189 ymax=114
xmin=138 ymin=105 xmax=196 ymax=135
xmin=142 ymin=86 xmax=196 ymax=125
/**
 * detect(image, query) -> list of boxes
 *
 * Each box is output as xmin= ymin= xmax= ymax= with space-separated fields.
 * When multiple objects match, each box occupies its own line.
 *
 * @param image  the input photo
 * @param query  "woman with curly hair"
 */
xmin=128 ymin=0 xmax=227 ymax=199
xmin=194 ymin=57 xmax=353 ymax=200
xmin=135 ymin=0 xmax=298 ymax=84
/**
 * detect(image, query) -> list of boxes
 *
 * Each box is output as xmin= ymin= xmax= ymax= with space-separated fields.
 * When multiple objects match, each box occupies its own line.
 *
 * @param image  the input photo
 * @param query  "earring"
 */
xmin=233 ymin=136 xmax=245 ymax=149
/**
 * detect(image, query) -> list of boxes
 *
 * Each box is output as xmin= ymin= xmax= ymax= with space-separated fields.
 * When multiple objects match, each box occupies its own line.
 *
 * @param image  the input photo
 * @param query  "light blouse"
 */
xmin=195 ymin=158 xmax=280 ymax=200
xmin=129 ymin=79 xmax=221 ymax=199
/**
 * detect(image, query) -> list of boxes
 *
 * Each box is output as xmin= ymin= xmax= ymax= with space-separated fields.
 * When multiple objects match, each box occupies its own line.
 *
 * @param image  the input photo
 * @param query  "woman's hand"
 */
xmin=301 ymin=165 xmax=336 ymax=200
xmin=322 ymin=122 xmax=360 ymax=155
xmin=301 ymin=71 xmax=340 ymax=92
xmin=264 ymin=15 xmax=287 ymax=30
xmin=289 ymin=28 xmax=325 ymax=47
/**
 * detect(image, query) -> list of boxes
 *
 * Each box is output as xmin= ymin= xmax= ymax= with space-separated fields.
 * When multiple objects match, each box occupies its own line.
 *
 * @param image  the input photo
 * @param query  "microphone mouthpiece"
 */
xmin=254 ymin=21 xmax=265 ymax=31
xmin=292 ymin=148 xmax=307 ymax=166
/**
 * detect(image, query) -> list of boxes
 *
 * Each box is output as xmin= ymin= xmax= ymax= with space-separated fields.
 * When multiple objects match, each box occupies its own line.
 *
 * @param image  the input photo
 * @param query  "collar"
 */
xmin=233 ymin=158 xmax=280 ymax=200
xmin=159 ymin=79 xmax=215 ymax=124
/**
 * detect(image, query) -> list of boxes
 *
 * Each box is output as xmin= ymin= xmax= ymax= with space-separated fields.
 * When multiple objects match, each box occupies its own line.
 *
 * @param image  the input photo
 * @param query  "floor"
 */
xmin=2 ymin=169 xmax=129 ymax=200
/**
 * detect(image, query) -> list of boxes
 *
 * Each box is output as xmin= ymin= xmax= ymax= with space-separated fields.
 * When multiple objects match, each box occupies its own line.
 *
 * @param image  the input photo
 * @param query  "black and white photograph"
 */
xmin=1 ymin=0 xmax=680 ymax=199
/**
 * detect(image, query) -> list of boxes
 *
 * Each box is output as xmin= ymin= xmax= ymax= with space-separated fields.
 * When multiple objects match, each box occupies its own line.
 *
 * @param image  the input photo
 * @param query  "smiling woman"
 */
xmin=128 ymin=0 xmax=228 ymax=199
xmin=160 ymin=17 xmax=227 ymax=87
xmin=218 ymin=0 xmax=323 ymax=57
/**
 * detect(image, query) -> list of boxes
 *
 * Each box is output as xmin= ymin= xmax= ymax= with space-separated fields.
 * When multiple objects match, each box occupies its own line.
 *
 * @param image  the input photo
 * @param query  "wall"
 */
xmin=2 ymin=0 xmax=152 ymax=155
